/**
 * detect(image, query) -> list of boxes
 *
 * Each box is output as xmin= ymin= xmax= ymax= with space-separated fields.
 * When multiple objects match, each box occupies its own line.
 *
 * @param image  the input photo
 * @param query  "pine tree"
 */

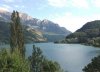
xmin=29 ymin=45 xmax=64 ymax=72
xmin=28 ymin=45 xmax=44 ymax=72
xmin=10 ymin=11 xmax=25 ymax=57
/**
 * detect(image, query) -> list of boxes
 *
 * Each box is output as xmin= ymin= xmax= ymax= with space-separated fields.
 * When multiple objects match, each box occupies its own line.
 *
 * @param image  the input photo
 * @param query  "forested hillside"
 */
xmin=60 ymin=20 xmax=100 ymax=47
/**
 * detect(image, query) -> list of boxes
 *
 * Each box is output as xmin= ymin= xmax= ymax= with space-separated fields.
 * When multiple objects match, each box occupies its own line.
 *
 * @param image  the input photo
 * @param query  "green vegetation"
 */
xmin=0 ymin=48 xmax=30 ymax=72
xmin=42 ymin=60 xmax=63 ymax=72
xmin=58 ymin=20 xmax=100 ymax=47
xmin=44 ymin=34 xmax=66 ymax=42
xmin=29 ymin=45 xmax=44 ymax=72
xmin=0 ymin=46 xmax=63 ymax=72
xmin=83 ymin=55 xmax=100 ymax=72
xmin=10 ymin=11 xmax=25 ymax=57
xmin=29 ymin=45 xmax=63 ymax=72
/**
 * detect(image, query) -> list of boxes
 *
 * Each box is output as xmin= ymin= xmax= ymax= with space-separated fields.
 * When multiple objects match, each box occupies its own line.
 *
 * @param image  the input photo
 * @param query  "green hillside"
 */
xmin=61 ymin=20 xmax=100 ymax=47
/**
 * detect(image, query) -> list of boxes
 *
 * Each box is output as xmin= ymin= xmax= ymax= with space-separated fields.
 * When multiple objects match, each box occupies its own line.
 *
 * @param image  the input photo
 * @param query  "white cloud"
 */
xmin=14 ymin=5 xmax=25 ymax=8
xmin=37 ymin=5 xmax=47 ymax=10
xmin=3 ymin=0 xmax=14 ymax=3
xmin=51 ymin=12 xmax=100 ymax=32
xmin=92 ymin=0 xmax=100 ymax=7
xmin=22 ymin=5 xmax=25 ymax=8
xmin=48 ymin=0 xmax=68 ymax=8
xmin=2 ymin=5 xmax=12 ymax=9
xmin=71 ymin=0 xmax=89 ymax=9
xmin=0 ymin=7 xmax=9 ymax=11
xmin=47 ymin=0 xmax=89 ymax=8
xmin=0 ymin=4 xmax=12 ymax=11
xmin=14 ymin=5 xmax=19 ymax=8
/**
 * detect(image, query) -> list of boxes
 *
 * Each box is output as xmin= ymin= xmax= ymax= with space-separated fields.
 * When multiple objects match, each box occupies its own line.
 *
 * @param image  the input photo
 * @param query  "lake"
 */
xmin=1 ymin=43 xmax=100 ymax=72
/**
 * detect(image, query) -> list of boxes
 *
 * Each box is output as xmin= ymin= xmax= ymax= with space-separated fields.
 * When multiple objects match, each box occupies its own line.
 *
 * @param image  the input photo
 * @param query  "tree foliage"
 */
xmin=0 ymin=48 xmax=30 ymax=72
xmin=42 ymin=59 xmax=63 ymax=72
xmin=29 ymin=45 xmax=63 ymax=72
xmin=83 ymin=55 xmax=100 ymax=72
xmin=28 ymin=45 xmax=44 ymax=72
xmin=10 ymin=11 xmax=25 ymax=57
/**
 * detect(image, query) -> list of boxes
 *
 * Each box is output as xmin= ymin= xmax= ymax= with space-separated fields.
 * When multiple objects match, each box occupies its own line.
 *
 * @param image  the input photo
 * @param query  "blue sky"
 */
xmin=0 ymin=0 xmax=100 ymax=32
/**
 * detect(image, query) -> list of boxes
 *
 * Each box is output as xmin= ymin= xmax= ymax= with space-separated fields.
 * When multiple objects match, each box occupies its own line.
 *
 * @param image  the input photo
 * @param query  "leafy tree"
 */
xmin=42 ymin=59 xmax=64 ymax=72
xmin=0 ymin=48 xmax=30 ymax=72
xmin=83 ymin=55 xmax=100 ymax=72
xmin=10 ymin=11 xmax=17 ymax=53
xmin=16 ymin=11 xmax=25 ymax=57
xmin=10 ymin=11 xmax=25 ymax=57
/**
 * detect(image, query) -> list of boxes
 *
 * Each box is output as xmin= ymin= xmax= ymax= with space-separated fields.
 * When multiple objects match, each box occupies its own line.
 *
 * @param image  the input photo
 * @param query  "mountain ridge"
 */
xmin=58 ymin=20 xmax=100 ymax=47
xmin=0 ymin=10 xmax=71 ymax=35
xmin=0 ymin=10 xmax=71 ymax=42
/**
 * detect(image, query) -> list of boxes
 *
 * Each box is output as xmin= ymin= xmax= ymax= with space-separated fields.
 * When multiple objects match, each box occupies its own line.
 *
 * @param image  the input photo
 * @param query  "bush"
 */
xmin=0 ymin=48 xmax=30 ymax=72
xmin=83 ymin=55 xmax=100 ymax=72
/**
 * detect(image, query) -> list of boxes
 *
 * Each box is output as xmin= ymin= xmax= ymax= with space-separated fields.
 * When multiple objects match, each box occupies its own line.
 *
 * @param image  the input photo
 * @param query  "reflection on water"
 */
xmin=0 ymin=43 xmax=100 ymax=72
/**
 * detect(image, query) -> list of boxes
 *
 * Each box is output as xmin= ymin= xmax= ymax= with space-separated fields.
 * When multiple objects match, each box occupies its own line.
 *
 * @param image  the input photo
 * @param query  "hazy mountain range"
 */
xmin=0 ymin=10 xmax=71 ymax=43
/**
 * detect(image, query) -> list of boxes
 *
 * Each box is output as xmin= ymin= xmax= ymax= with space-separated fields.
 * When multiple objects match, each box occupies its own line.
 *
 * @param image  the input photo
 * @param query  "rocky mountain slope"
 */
xmin=0 ymin=10 xmax=71 ymax=42
xmin=0 ymin=19 xmax=46 ymax=43
xmin=0 ymin=10 xmax=71 ymax=34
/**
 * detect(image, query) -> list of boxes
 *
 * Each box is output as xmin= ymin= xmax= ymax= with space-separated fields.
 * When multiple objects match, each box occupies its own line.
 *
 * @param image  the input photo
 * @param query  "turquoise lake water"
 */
xmin=1 ymin=43 xmax=100 ymax=72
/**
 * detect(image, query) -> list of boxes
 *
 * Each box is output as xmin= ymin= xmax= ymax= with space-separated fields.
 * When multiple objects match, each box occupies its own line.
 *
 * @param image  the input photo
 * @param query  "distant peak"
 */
xmin=42 ymin=19 xmax=54 ymax=23
xmin=0 ymin=8 xmax=9 ymax=13
xmin=42 ymin=19 xmax=49 ymax=24
xmin=43 ymin=19 xmax=49 ymax=22
xmin=19 ymin=12 xmax=33 ymax=20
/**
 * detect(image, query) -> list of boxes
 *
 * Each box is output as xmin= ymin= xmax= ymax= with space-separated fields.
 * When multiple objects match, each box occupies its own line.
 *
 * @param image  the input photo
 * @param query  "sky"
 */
xmin=0 ymin=0 xmax=100 ymax=32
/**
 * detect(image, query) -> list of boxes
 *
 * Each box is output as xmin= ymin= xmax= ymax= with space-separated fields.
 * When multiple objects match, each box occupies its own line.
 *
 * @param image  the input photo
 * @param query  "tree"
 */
xmin=0 ymin=48 xmax=30 ymax=72
xmin=29 ymin=45 xmax=64 ymax=72
xmin=42 ymin=59 xmax=64 ymax=72
xmin=83 ymin=55 xmax=100 ymax=72
xmin=10 ymin=11 xmax=25 ymax=57
xmin=28 ymin=45 xmax=44 ymax=72
xmin=16 ymin=11 xmax=25 ymax=57
xmin=10 ymin=11 xmax=17 ymax=53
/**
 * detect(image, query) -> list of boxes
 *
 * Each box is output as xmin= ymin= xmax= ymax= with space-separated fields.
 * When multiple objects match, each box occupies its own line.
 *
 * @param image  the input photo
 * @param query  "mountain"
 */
xmin=0 ymin=10 xmax=71 ymax=42
xmin=0 ymin=19 xmax=46 ymax=44
xmin=0 ymin=20 xmax=9 ymax=43
xmin=60 ymin=20 xmax=100 ymax=46
xmin=77 ymin=20 xmax=100 ymax=32
xmin=0 ymin=11 xmax=71 ymax=34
